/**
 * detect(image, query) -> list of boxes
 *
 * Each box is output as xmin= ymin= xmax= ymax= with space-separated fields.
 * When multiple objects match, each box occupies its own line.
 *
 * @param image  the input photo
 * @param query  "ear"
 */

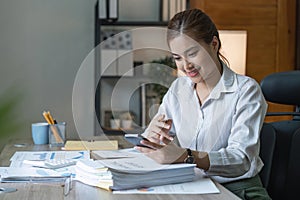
xmin=211 ymin=36 xmax=219 ymax=51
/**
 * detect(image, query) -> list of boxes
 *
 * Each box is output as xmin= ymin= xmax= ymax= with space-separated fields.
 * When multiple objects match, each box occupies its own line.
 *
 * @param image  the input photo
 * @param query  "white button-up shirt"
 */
xmin=154 ymin=65 xmax=267 ymax=183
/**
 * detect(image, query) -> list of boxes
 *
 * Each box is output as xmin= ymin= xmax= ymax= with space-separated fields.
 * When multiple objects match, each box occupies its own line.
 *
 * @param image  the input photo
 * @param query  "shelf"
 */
xmin=100 ymin=75 xmax=133 ymax=79
xmin=102 ymin=127 xmax=143 ymax=135
xmin=103 ymin=127 xmax=134 ymax=131
xmin=94 ymin=1 xmax=169 ymax=136
xmin=99 ymin=21 xmax=169 ymax=27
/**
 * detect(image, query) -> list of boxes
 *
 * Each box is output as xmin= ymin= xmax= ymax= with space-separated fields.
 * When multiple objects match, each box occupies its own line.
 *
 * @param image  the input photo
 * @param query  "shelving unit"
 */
xmin=100 ymin=21 xmax=168 ymax=26
xmin=94 ymin=0 xmax=184 ymax=135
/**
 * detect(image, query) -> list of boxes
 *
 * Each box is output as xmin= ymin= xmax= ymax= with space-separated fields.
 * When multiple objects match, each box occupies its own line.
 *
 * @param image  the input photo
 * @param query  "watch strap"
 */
xmin=184 ymin=148 xmax=195 ymax=164
xmin=186 ymin=148 xmax=192 ymax=156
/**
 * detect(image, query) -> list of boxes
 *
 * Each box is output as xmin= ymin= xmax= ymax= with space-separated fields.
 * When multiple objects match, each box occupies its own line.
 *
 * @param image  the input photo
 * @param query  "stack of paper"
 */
xmin=113 ymin=168 xmax=220 ymax=194
xmin=109 ymin=163 xmax=196 ymax=190
xmin=75 ymin=159 xmax=113 ymax=190
xmin=76 ymin=154 xmax=196 ymax=191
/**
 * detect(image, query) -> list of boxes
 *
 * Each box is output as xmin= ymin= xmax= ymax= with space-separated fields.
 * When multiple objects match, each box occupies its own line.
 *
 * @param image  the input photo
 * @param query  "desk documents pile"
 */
xmin=0 ymin=150 xmax=90 ymax=179
xmin=0 ymin=146 xmax=219 ymax=194
xmin=76 ymin=152 xmax=196 ymax=190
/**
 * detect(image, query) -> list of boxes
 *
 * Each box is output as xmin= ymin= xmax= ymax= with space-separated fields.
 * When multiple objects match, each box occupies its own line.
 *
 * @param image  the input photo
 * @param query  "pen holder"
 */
xmin=48 ymin=122 xmax=66 ymax=147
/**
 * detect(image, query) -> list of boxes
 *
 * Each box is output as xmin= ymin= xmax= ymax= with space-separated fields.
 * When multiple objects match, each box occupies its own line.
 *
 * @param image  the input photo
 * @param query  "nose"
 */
xmin=182 ymin=58 xmax=193 ymax=71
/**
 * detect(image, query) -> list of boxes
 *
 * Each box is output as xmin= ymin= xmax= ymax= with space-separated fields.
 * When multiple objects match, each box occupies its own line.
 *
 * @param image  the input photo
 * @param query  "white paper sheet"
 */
xmin=98 ymin=155 xmax=196 ymax=173
xmin=92 ymin=149 xmax=137 ymax=159
xmin=0 ymin=167 xmax=62 ymax=179
xmin=10 ymin=151 xmax=90 ymax=161
xmin=9 ymin=151 xmax=90 ymax=178
xmin=113 ymin=177 xmax=219 ymax=194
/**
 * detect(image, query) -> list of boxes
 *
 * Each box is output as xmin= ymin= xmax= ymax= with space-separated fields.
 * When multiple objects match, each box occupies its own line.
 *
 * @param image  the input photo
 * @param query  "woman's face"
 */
xmin=169 ymin=34 xmax=221 ymax=84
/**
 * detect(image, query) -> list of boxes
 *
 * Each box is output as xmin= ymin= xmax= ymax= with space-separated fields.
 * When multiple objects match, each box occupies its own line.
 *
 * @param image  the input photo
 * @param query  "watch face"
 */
xmin=185 ymin=156 xmax=195 ymax=164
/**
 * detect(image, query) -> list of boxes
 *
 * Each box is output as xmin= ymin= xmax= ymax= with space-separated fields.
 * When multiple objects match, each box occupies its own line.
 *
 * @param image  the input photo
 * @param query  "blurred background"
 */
xmin=0 ymin=0 xmax=298 ymax=150
xmin=0 ymin=0 xmax=96 ymax=150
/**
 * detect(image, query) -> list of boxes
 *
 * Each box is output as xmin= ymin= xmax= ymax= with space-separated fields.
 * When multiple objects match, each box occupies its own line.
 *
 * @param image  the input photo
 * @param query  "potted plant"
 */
xmin=0 ymin=88 xmax=23 ymax=150
xmin=147 ymin=56 xmax=178 ymax=103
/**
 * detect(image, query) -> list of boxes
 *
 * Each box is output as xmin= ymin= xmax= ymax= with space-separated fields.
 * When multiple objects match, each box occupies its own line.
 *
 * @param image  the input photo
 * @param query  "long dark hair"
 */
xmin=167 ymin=9 xmax=229 ymax=65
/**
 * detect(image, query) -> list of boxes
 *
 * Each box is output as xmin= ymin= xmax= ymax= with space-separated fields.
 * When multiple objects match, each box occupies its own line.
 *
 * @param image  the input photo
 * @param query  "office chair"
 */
xmin=285 ymin=128 xmax=300 ymax=199
xmin=259 ymin=123 xmax=276 ymax=189
xmin=260 ymin=70 xmax=300 ymax=200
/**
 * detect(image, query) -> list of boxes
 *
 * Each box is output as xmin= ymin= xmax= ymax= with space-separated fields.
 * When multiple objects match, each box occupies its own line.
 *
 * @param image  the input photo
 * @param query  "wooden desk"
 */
xmin=0 ymin=137 xmax=240 ymax=200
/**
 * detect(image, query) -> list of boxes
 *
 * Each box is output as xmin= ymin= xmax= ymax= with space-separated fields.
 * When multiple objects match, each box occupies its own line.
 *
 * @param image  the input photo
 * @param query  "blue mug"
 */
xmin=31 ymin=122 xmax=49 ymax=144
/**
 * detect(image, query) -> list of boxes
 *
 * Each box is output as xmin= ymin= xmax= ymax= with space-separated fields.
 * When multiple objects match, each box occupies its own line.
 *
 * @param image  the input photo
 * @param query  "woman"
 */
xmin=136 ymin=9 xmax=271 ymax=199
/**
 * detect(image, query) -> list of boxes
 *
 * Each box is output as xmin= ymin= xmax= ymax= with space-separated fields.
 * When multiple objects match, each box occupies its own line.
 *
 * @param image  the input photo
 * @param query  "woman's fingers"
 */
xmin=148 ymin=114 xmax=173 ymax=141
xmin=135 ymin=146 xmax=153 ymax=153
xmin=140 ymin=139 xmax=163 ymax=149
xmin=155 ymin=114 xmax=165 ymax=121
xmin=135 ymin=140 xmax=163 ymax=153
xmin=150 ymin=124 xmax=164 ymax=134
xmin=135 ymin=141 xmax=185 ymax=164
xmin=155 ymin=121 xmax=171 ymax=129
xmin=155 ymin=122 xmax=173 ymax=141
xmin=160 ymin=135 xmax=172 ymax=144
xmin=148 ymin=133 xmax=161 ymax=143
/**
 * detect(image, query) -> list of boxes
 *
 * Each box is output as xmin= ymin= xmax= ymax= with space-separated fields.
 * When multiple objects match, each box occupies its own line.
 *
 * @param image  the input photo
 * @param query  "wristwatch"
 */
xmin=184 ymin=148 xmax=195 ymax=164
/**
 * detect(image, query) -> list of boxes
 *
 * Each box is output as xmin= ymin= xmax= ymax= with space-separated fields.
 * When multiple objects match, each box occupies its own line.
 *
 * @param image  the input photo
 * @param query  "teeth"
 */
xmin=188 ymin=70 xmax=198 ymax=77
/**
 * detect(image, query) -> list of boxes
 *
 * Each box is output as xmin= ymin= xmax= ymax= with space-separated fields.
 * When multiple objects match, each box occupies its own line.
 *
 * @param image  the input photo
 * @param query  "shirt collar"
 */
xmin=209 ymin=63 xmax=238 ymax=99
xmin=183 ymin=63 xmax=238 ymax=98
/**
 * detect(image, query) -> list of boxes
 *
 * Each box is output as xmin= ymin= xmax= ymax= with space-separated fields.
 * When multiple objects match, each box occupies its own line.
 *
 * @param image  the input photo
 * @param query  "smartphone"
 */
xmin=124 ymin=134 xmax=152 ymax=148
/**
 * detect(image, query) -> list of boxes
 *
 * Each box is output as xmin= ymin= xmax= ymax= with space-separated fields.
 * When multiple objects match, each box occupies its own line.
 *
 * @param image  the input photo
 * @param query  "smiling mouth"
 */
xmin=186 ymin=69 xmax=199 ymax=77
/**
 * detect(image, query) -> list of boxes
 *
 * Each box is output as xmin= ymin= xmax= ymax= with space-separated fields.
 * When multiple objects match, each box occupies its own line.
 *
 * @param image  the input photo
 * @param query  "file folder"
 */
xmin=109 ymin=0 xmax=118 ymax=20
xmin=98 ymin=0 xmax=107 ymax=19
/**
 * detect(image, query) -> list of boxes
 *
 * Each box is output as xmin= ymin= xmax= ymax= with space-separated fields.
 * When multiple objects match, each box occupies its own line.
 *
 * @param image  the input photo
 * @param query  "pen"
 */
xmin=42 ymin=111 xmax=63 ymax=143
xmin=46 ymin=111 xmax=55 ymax=124
xmin=0 ymin=176 xmax=67 ymax=183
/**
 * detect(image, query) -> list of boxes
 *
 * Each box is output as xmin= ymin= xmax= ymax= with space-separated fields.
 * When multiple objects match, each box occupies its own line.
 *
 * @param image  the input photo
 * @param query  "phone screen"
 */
xmin=124 ymin=134 xmax=152 ymax=148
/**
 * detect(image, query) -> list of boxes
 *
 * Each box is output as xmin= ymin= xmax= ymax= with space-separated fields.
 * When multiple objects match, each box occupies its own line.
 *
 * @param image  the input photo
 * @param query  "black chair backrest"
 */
xmin=259 ymin=123 xmax=276 ymax=189
xmin=267 ymin=121 xmax=300 ymax=200
xmin=260 ymin=70 xmax=300 ymax=200
xmin=260 ymin=70 xmax=300 ymax=107
xmin=285 ymin=128 xmax=300 ymax=200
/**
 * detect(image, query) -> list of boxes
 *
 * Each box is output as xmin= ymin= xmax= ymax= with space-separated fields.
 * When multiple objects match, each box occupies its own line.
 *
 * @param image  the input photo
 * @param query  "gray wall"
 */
xmin=0 ymin=0 xmax=96 ymax=148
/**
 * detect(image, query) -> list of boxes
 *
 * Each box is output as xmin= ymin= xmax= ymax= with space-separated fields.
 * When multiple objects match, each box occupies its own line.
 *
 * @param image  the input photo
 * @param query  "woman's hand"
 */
xmin=135 ymin=141 xmax=186 ymax=164
xmin=143 ymin=114 xmax=173 ymax=144
xmin=136 ymin=137 xmax=211 ymax=170
xmin=138 ymin=114 xmax=187 ymax=164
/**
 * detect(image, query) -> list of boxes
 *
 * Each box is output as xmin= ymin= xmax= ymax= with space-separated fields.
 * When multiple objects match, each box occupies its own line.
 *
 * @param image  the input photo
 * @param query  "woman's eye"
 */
xmin=188 ymin=51 xmax=198 ymax=57
xmin=173 ymin=56 xmax=182 ymax=61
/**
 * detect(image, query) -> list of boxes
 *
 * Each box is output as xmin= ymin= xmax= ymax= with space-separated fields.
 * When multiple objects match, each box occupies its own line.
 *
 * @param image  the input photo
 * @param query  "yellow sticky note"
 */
xmin=64 ymin=140 xmax=118 ymax=151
